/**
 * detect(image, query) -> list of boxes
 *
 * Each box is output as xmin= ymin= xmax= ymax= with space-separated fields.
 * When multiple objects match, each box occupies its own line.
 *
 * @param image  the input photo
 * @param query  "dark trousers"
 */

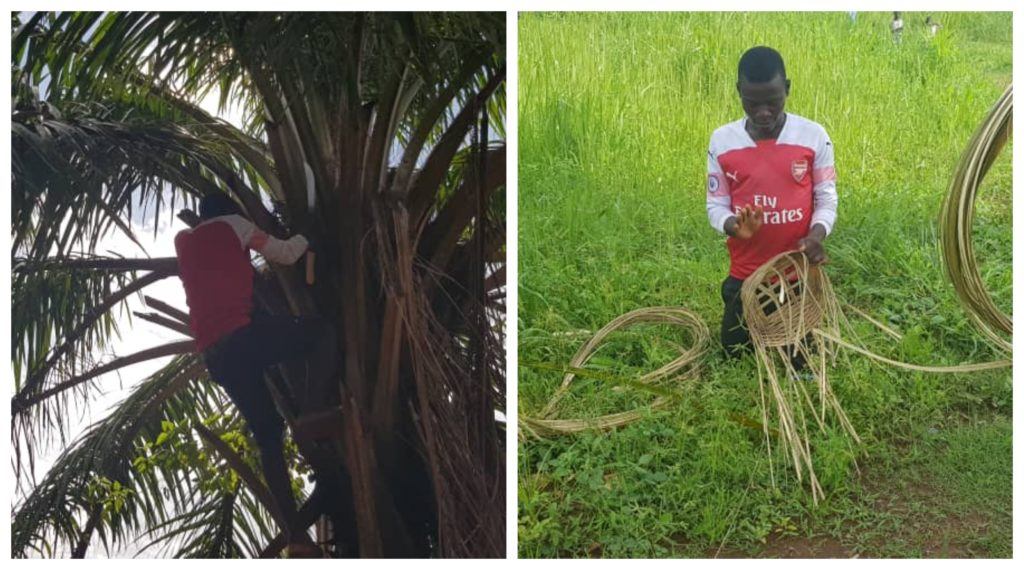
xmin=202 ymin=313 xmax=336 ymax=543
xmin=720 ymin=276 xmax=808 ymax=371
xmin=203 ymin=314 xmax=336 ymax=447
xmin=721 ymin=276 xmax=751 ymax=357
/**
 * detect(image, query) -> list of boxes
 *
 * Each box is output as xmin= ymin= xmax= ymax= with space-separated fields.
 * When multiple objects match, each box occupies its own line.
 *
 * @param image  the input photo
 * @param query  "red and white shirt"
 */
xmin=706 ymin=113 xmax=838 ymax=280
xmin=174 ymin=215 xmax=308 ymax=351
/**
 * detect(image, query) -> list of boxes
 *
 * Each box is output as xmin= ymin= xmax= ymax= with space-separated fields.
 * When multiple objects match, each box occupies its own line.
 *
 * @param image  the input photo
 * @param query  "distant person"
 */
xmin=848 ymin=11 xmax=857 ymax=23
xmin=891 ymin=12 xmax=904 ymax=43
xmin=174 ymin=192 xmax=336 ymax=558
xmin=926 ymin=16 xmax=942 ymax=37
xmin=705 ymin=46 xmax=838 ymax=365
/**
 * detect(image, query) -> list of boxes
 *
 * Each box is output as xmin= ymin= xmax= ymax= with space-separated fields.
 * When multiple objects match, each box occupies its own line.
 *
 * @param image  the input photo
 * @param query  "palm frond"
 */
xmin=10 ymin=263 xmax=179 ymax=477
xmin=141 ymin=490 xmax=249 ymax=559
xmin=12 ymin=262 xmax=145 ymax=390
xmin=12 ymin=356 xmax=204 ymax=557
xmin=14 ymin=339 xmax=194 ymax=416
xmin=12 ymin=96 xmax=237 ymax=259
xmin=193 ymin=422 xmax=282 ymax=530
xmin=13 ymin=357 xmax=277 ymax=558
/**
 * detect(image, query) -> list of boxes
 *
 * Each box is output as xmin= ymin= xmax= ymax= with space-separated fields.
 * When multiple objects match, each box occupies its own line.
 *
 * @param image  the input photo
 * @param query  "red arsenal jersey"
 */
xmin=706 ymin=113 xmax=837 ymax=280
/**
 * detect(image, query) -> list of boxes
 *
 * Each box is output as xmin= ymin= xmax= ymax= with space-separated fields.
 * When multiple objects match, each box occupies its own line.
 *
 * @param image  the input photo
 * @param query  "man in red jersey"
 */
xmin=175 ymin=192 xmax=334 ymax=557
xmin=705 ymin=46 xmax=838 ymax=363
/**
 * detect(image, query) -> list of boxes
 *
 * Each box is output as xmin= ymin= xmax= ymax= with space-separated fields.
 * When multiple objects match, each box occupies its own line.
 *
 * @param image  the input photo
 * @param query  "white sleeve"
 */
xmin=810 ymin=131 xmax=838 ymax=236
xmin=220 ymin=214 xmax=308 ymax=265
xmin=706 ymin=140 xmax=734 ymax=234
xmin=249 ymin=229 xmax=309 ymax=265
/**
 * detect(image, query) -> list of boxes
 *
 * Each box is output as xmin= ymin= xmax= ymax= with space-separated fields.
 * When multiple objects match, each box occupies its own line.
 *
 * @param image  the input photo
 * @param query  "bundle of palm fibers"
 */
xmin=520 ymin=307 xmax=708 ymax=439
xmin=940 ymin=84 xmax=1012 ymax=354
xmin=376 ymin=203 xmax=505 ymax=558
xmin=740 ymin=251 xmax=859 ymax=504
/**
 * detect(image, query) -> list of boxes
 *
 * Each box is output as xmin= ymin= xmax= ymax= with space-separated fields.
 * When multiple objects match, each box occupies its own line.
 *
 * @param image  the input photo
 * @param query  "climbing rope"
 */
xmin=522 ymin=250 xmax=1010 ymax=500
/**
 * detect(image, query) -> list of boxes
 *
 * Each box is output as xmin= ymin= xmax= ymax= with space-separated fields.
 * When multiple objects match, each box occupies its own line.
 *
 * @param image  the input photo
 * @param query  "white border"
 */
xmin=506 ymin=7 xmax=521 ymax=562
xmin=10 ymin=1 xmax=1021 ymax=10
xmin=4 ymin=1 xmax=1023 ymax=565
xmin=3 ymin=9 xmax=13 ymax=564
xmin=1012 ymin=7 xmax=1021 ymax=568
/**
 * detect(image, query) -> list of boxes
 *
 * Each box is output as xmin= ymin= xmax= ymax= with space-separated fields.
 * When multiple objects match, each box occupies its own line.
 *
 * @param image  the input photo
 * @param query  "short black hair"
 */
xmin=198 ymin=192 xmax=242 ymax=220
xmin=738 ymin=46 xmax=787 ymax=83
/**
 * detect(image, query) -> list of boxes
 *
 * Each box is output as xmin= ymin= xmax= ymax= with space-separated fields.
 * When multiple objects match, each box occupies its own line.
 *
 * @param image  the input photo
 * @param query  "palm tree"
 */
xmin=11 ymin=12 xmax=505 ymax=558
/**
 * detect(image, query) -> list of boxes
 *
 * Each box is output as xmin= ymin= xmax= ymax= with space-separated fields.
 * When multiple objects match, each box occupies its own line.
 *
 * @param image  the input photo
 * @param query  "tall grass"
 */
xmin=519 ymin=12 xmax=1011 ymax=558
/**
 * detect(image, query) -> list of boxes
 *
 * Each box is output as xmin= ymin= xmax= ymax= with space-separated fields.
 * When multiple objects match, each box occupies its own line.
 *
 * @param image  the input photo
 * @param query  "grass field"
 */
xmin=518 ymin=12 xmax=1012 ymax=558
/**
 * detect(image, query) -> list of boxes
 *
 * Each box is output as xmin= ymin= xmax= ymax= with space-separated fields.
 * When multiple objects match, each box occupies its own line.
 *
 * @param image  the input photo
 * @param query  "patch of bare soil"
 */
xmin=709 ymin=533 xmax=850 ymax=559
xmin=706 ymin=465 xmax=994 ymax=558
xmin=856 ymin=467 xmax=990 ymax=557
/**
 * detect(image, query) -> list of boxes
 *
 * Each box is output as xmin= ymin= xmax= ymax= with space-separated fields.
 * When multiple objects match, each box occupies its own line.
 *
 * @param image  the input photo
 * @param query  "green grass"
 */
xmin=518 ymin=12 xmax=1012 ymax=558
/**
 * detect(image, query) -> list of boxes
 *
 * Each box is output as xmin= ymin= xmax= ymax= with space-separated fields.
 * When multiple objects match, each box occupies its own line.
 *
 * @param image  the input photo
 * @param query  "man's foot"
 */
xmin=788 ymin=349 xmax=809 ymax=373
xmin=285 ymin=541 xmax=323 ymax=558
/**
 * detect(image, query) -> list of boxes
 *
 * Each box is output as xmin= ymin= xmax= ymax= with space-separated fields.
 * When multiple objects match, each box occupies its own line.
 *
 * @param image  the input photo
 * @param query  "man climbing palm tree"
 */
xmin=174 ymin=192 xmax=335 ymax=557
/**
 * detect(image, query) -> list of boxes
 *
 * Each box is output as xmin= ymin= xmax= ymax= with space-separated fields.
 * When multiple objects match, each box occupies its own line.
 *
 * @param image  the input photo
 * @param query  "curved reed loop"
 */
xmin=520 ymin=307 xmax=708 ymax=439
xmin=940 ymin=84 xmax=1013 ymax=353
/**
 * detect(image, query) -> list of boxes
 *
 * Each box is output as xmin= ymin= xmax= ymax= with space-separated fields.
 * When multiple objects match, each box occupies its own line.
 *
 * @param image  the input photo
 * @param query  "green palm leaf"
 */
xmin=12 ymin=356 xmax=204 ymax=557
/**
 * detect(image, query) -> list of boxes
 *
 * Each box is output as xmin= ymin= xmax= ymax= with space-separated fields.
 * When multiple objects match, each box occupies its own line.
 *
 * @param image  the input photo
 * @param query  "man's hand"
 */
xmin=725 ymin=204 xmax=764 ymax=240
xmin=798 ymin=224 xmax=829 ymax=264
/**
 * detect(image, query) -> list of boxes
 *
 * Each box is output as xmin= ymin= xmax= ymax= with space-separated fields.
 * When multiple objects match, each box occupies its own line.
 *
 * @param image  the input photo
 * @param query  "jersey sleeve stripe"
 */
xmin=812 ymin=166 xmax=836 ymax=185
xmin=248 ymin=231 xmax=269 ymax=250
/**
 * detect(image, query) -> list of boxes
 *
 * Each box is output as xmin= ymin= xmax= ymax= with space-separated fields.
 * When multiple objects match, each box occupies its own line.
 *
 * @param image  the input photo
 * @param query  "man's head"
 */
xmin=736 ymin=46 xmax=790 ymax=135
xmin=198 ymin=192 xmax=243 ymax=220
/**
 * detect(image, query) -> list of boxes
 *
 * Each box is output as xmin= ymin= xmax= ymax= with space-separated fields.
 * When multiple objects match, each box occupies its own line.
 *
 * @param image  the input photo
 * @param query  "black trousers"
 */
xmin=720 ymin=276 xmax=751 ymax=357
xmin=203 ymin=314 xmax=334 ymax=447
xmin=720 ymin=276 xmax=808 ymax=370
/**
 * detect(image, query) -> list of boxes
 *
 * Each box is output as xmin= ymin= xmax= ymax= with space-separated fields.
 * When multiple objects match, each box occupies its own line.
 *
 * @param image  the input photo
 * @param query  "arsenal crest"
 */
xmin=791 ymin=159 xmax=809 ymax=183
